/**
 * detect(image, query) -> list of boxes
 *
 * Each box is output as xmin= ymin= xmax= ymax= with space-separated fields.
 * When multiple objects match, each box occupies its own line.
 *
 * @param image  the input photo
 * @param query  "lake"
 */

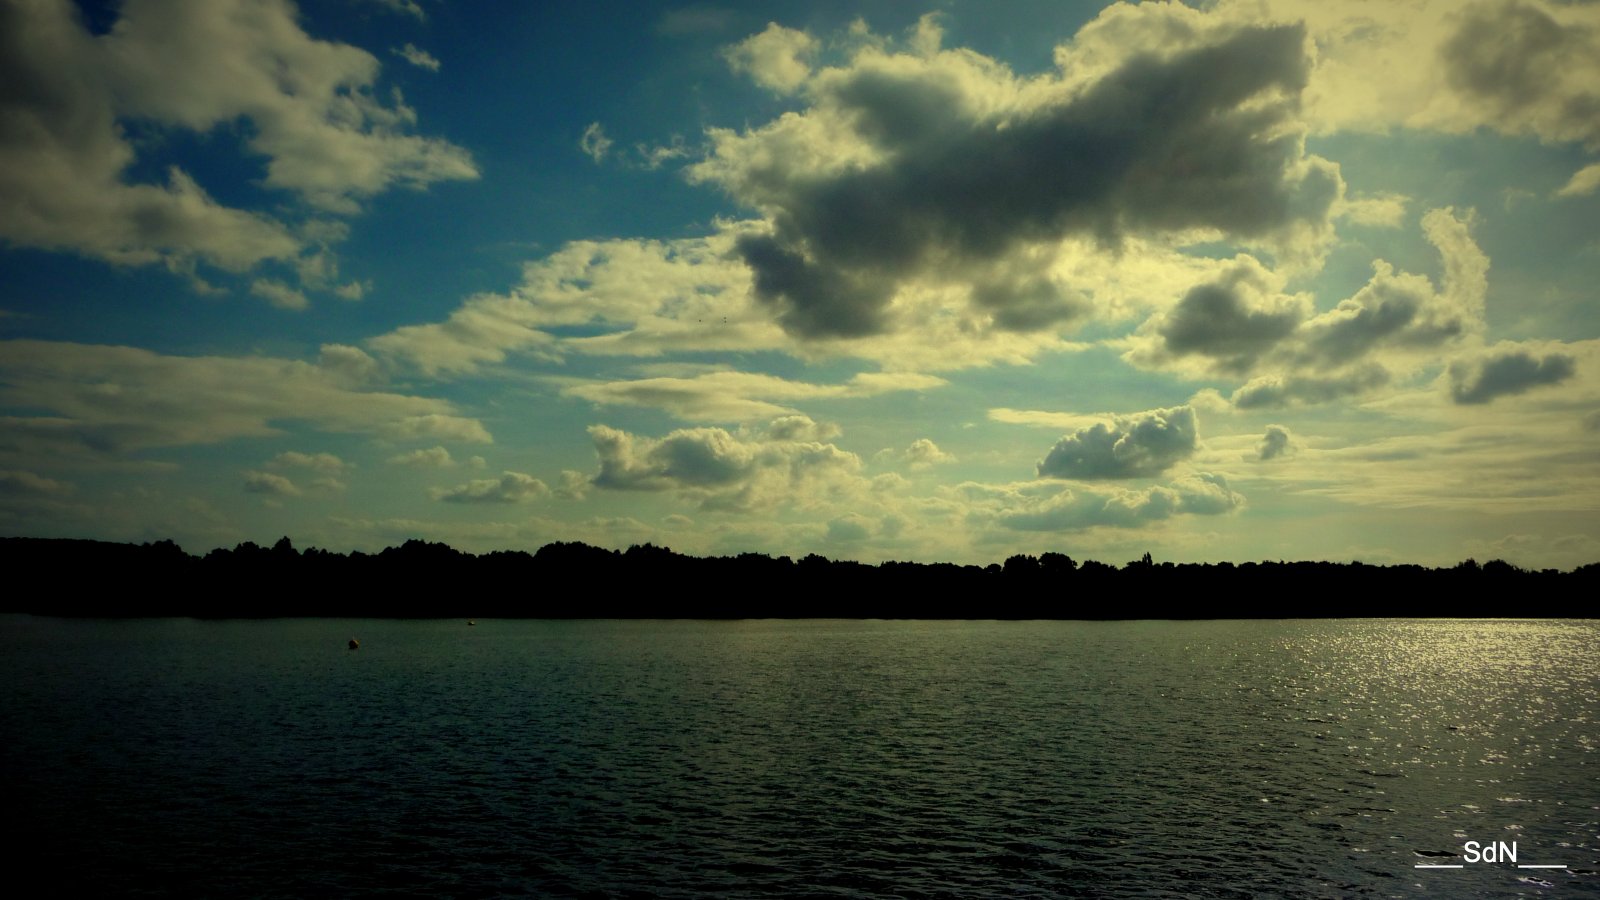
xmin=2 ymin=617 xmax=1596 ymax=897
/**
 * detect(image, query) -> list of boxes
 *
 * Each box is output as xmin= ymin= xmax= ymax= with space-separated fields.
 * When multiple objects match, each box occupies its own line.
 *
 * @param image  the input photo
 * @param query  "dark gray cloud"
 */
xmin=734 ymin=234 xmax=888 ymax=338
xmin=1036 ymin=406 xmax=1197 ymax=479
xmin=1294 ymin=276 xmax=1467 ymax=369
xmin=1448 ymin=348 xmax=1577 ymax=404
xmin=705 ymin=22 xmax=1339 ymax=338
xmin=1150 ymin=265 xmax=1305 ymax=373
xmin=970 ymin=268 xmax=1088 ymax=333
xmin=1257 ymin=425 xmax=1294 ymax=461
xmin=1230 ymin=366 xmax=1389 ymax=409
xmin=1442 ymin=0 xmax=1600 ymax=150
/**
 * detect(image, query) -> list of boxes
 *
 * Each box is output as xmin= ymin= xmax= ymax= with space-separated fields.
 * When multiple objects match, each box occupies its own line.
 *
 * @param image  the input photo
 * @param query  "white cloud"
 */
xmin=957 ymin=472 xmax=1245 ymax=533
xmin=1243 ymin=423 xmax=1600 ymax=516
xmin=0 ymin=470 xmax=74 ymax=497
xmin=1221 ymin=342 xmax=1600 ymax=519
xmin=393 ymin=43 xmax=441 ymax=72
xmin=0 ymin=0 xmax=303 ymax=271
xmin=1217 ymin=0 xmax=1600 ymax=188
xmin=388 ymin=446 xmax=455 ymax=468
xmin=1556 ymin=163 xmax=1600 ymax=198
xmin=367 ymin=0 xmax=425 ymax=21
xmin=875 ymin=436 xmax=955 ymax=470
xmin=269 ymin=451 xmax=348 ymax=473
xmin=1464 ymin=533 xmax=1600 ymax=572
xmin=243 ymin=470 xmax=300 ymax=497
xmin=369 ymin=229 xmax=795 ymax=375
xmin=250 ymin=279 xmax=310 ymax=311
xmin=988 ymin=408 xmax=1108 ymax=431
xmin=382 ymin=414 xmax=493 ymax=444
xmin=1230 ymin=0 xmax=1600 ymax=139
xmin=765 ymin=415 xmax=842 ymax=443
xmin=369 ymin=199 xmax=1245 ymax=378
xmin=555 ymin=468 xmax=590 ymax=500
xmin=724 ymin=22 xmax=817 ymax=93
xmin=658 ymin=8 xmax=734 ymax=36
xmin=0 ymin=340 xmax=490 ymax=454
xmin=903 ymin=438 xmax=954 ymax=469
xmin=102 ymin=0 xmax=477 ymax=213
xmin=635 ymin=136 xmax=692 ymax=170
xmin=432 ymin=471 xmax=550 ymax=503
xmin=0 ymin=0 xmax=474 ymax=283
xmin=580 ymin=122 xmax=613 ymax=164
xmin=1338 ymin=192 xmax=1411 ymax=228
xmin=559 ymin=370 xmax=945 ymax=421
xmin=1115 ymin=208 xmax=1489 ymax=408
xmin=317 ymin=344 xmax=382 ymax=385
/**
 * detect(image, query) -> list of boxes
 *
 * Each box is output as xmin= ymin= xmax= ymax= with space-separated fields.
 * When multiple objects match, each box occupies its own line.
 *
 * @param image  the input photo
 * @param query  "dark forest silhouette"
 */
xmin=3 ymin=536 xmax=1594 ymax=618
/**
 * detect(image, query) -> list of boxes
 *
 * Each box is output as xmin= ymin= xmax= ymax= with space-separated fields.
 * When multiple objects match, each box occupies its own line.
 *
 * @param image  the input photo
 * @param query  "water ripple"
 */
xmin=2 ymin=617 xmax=1597 ymax=897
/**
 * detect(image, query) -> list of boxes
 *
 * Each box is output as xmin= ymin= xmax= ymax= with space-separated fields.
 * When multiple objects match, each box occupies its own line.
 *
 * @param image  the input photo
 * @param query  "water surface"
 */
xmin=3 ymin=617 xmax=1596 ymax=897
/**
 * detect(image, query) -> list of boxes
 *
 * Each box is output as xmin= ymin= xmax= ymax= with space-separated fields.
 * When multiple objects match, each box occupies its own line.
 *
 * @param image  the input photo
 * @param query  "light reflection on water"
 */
xmin=1 ymin=617 xmax=1596 ymax=897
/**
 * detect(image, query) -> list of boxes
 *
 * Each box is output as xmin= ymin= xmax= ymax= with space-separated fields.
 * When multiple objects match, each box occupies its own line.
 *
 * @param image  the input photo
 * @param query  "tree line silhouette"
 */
xmin=2 ymin=536 xmax=1593 ymax=618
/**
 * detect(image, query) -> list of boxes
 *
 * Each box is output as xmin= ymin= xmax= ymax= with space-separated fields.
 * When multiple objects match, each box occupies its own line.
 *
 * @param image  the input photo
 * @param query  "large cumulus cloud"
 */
xmin=690 ymin=10 xmax=1341 ymax=341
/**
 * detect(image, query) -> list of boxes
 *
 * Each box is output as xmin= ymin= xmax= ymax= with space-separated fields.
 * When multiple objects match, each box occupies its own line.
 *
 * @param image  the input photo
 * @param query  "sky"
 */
xmin=2 ymin=0 xmax=1598 ymax=568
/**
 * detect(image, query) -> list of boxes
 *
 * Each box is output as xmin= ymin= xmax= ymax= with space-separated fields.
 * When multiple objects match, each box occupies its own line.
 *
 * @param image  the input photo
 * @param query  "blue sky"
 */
xmin=3 ymin=0 xmax=1598 ymax=568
